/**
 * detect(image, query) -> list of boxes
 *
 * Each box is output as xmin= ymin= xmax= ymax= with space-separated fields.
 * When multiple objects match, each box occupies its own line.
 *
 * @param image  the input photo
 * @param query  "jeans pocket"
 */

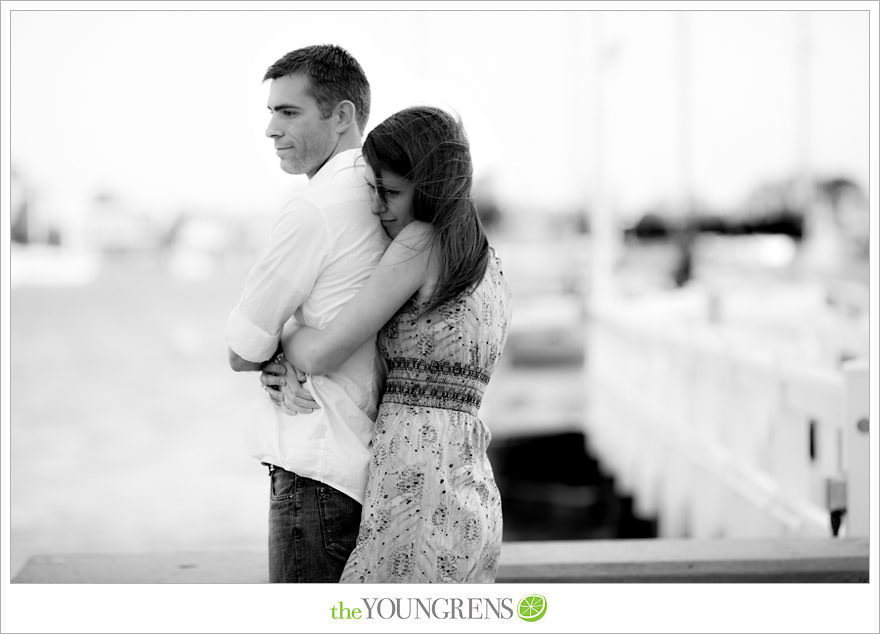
xmin=270 ymin=469 xmax=296 ymax=501
xmin=316 ymin=486 xmax=361 ymax=560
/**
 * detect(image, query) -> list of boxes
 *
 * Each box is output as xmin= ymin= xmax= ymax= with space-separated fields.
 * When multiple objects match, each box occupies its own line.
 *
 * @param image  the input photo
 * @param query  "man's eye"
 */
xmin=281 ymin=110 xmax=296 ymax=117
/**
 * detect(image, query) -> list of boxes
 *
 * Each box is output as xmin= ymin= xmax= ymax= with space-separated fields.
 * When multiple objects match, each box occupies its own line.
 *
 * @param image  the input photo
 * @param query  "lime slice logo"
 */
xmin=517 ymin=594 xmax=547 ymax=622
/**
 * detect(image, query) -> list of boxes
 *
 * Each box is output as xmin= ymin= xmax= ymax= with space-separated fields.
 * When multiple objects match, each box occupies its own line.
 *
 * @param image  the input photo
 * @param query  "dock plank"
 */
xmin=13 ymin=538 xmax=868 ymax=583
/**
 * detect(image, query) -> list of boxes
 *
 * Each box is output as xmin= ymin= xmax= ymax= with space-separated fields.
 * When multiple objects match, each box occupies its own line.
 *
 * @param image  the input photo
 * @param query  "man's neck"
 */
xmin=307 ymin=136 xmax=362 ymax=180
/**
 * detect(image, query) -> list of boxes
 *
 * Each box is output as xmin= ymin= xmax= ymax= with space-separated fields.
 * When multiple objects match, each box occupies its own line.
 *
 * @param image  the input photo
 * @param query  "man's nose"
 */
xmin=265 ymin=118 xmax=281 ymax=138
xmin=370 ymin=196 xmax=386 ymax=215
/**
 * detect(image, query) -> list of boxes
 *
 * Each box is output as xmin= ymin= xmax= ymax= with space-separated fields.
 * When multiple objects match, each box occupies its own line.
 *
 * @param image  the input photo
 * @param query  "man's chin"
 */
xmin=279 ymin=161 xmax=304 ymax=175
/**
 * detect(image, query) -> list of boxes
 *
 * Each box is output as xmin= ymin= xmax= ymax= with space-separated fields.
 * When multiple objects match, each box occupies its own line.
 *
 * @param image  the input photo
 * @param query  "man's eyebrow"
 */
xmin=267 ymin=104 xmax=301 ymax=112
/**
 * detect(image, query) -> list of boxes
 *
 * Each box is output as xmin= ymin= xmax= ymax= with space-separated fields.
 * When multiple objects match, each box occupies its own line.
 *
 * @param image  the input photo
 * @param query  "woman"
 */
xmin=280 ymin=106 xmax=511 ymax=583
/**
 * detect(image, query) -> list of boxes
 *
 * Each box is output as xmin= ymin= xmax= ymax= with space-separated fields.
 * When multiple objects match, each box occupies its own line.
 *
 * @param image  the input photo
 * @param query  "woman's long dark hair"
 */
xmin=362 ymin=106 xmax=489 ymax=314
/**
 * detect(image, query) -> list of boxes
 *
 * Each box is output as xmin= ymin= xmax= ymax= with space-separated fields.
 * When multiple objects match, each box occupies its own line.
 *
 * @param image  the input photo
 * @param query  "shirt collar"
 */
xmin=309 ymin=148 xmax=363 ymax=185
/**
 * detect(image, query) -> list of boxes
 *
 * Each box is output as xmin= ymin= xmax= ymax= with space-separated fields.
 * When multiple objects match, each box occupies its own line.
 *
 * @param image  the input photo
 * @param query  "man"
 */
xmin=225 ymin=44 xmax=387 ymax=583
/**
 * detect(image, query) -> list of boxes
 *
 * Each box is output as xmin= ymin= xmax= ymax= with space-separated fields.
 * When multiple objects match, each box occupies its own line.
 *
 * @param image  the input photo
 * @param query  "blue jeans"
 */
xmin=266 ymin=464 xmax=361 ymax=583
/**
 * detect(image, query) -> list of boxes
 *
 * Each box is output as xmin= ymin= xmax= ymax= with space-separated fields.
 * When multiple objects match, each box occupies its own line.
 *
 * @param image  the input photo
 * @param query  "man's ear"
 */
xmin=334 ymin=100 xmax=357 ymax=133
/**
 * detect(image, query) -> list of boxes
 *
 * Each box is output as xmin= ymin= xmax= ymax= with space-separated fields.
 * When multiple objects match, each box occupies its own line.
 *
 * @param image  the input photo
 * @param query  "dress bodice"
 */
xmin=377 ymin=251 xmax=512 ymax=417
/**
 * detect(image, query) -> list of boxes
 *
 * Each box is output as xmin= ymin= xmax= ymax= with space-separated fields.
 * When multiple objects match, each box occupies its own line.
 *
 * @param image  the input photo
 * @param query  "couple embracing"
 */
xmin=226 ymin=44 xmax=511 ymax=584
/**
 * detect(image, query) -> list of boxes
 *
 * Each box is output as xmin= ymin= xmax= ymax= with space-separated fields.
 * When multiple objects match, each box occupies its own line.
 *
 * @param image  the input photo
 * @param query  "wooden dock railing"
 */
xmin=13 ymin=538 xmax=868 ymax=583
xmin=586 ymin=293 xmax=869 ymax=540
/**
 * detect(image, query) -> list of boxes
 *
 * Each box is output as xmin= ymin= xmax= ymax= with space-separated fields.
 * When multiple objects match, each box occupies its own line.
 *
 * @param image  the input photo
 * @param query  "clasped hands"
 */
xmin=260 ymin=357 xmax=320 ymax=416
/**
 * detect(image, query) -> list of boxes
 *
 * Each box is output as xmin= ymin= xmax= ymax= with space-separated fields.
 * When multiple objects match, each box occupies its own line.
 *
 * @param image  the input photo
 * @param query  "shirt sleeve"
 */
xmin=225 ymin=197 xmax=330 ymax=363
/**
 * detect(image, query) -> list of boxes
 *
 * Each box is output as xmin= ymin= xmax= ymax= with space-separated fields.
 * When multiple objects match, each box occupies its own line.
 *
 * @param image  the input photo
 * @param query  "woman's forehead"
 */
xmin=365 ymin=163 xmax=409 ymax=187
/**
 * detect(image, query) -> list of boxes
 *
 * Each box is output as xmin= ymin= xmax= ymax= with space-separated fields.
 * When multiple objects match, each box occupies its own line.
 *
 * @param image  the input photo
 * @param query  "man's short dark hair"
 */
xmin=264 ymin=44 xmax=371 ymax=134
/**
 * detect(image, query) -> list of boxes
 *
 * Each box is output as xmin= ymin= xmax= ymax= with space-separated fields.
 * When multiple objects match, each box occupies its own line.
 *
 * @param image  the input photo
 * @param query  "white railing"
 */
xmin=585 ymin=291 xmax=869 ymax=540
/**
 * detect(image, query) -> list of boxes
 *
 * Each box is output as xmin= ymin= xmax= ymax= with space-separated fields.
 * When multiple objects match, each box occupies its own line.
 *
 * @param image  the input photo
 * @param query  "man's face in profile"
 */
xmin=265 ymin=73 xmax=337 ymax=178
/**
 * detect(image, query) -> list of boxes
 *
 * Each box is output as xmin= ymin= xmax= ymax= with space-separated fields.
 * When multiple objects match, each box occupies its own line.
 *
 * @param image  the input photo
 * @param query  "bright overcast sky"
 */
xmin=6 ymin=4 xmax=871 ymax=223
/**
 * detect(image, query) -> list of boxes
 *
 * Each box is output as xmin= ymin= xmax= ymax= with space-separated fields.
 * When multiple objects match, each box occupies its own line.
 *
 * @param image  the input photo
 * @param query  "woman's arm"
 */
xmin=282 ymin=221 xmax=433 ymax=375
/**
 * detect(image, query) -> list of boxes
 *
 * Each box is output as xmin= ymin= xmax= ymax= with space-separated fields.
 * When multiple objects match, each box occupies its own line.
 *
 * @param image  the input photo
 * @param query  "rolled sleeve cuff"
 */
xmin=225 ymin=307 xmax=279 ymax=363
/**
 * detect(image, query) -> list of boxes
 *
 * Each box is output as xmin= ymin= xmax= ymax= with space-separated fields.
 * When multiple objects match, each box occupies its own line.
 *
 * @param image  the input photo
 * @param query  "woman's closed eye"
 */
xmin=365 ymin=179 xmax=398 ymax=200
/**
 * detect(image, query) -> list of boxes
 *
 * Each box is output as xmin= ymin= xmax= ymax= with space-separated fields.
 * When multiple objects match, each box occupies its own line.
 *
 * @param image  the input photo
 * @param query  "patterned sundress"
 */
xmin=340 ymin=250 xmax=512 ymax=583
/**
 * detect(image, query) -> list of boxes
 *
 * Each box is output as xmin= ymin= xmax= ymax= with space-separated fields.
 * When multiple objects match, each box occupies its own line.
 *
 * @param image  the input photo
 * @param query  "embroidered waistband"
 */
xmin=382 ymin=357 xmax=489 ymax=416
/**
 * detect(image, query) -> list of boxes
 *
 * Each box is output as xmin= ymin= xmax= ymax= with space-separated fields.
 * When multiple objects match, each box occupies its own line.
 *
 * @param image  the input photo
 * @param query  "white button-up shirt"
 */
xmin=226 ymin=149 xmax=389 ymax=503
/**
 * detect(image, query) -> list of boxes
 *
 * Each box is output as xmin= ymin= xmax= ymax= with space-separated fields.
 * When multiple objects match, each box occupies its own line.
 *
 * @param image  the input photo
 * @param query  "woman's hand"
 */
xmin=260 ymin=359 xmax=320 ymax=415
